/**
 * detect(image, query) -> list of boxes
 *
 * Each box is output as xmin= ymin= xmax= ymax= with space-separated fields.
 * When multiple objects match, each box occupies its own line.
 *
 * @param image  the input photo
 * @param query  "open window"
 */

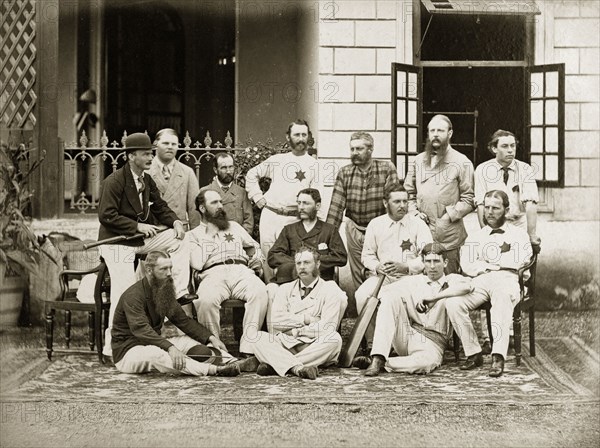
xmin=526 ymin=64 xmax=565 ymax=188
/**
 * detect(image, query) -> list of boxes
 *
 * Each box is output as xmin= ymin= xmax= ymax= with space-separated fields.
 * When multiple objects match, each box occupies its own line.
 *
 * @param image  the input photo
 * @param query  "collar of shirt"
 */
xmin=484 ymin=223 xmax=510 ymax=235
xmin=493 ymin=159 xmax=516 ymax=171
xmin=382 ymin=213 xmax=409 ymax=228
xmin=131 ymin=170 xmax=144 ymax=188
xmin=427 ymin=274 xmax=447 ymax=287
xmin=298 ymin=277 xmax=319 ymax=293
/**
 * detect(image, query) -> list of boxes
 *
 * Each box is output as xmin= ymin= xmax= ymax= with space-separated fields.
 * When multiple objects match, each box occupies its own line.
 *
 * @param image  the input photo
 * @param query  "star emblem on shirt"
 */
xmin=500 ymin=242 xmax=511 ymax=253
xmin=400 ymin=239 xmax=413 ymax=251
xmin=295 ymin=170 xmax=306 ymax=181
xmin=224 ymin=233 xmax=235 ymax=242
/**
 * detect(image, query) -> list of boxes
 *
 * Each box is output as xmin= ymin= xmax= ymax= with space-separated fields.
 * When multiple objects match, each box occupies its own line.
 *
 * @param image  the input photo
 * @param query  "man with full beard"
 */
xmin=245 ymin=119 xmax=321 ymax=281
xmin=326 ymin=132 xmax=400 ymax=306
xmin=445 ymin=190 xmax=532 ymax=377
xmin=251 ymin=247 xmax=348 ymax=380
xmin=404 ymin=115 xmax=475 ymax=273
xmin=111 ymin=251 xmax=252 ymax=377
xmin=188 ymin=189 xmax=268 ymax=358
xmin=205 ymin=152 xmax=254 ymax=234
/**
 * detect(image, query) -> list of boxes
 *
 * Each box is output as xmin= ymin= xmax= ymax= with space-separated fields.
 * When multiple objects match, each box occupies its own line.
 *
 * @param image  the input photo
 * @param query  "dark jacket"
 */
xmin=97 ymin=163 xmax=178 ymax=245
xmin=268 ymin=220 xmax=347 ymax=283
xmin=111 ymin=278 xmax=213 ymax=364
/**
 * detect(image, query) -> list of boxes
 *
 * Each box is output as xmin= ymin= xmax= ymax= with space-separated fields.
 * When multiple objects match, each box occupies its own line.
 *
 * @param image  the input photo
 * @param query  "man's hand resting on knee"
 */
xmin=168 ymin=346 xmax=186 ymax=371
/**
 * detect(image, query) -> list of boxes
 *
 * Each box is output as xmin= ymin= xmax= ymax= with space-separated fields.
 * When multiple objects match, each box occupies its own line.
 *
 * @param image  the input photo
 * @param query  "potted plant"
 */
xmin=0 ymin=142 xmax=48 ymax=326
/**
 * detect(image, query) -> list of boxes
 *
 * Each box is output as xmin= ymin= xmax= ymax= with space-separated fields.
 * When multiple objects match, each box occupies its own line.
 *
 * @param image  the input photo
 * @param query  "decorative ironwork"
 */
xmin=0 ymin=0 xmax=37 ymax=130
xmin=62 ymin=129 xmax=268 ymax=214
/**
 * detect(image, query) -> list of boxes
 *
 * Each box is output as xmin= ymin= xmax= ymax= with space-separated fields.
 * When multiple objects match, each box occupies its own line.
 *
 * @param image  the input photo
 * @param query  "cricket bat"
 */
xmin=339 ymin=275 xmax=386 ymax=368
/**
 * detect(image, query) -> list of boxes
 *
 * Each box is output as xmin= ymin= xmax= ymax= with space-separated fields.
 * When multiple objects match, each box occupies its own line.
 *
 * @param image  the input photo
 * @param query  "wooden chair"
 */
xmin=452 ymin=250 xmax=539 ymax=366
xmin=45 ymin=258 xmax=110 ymax=363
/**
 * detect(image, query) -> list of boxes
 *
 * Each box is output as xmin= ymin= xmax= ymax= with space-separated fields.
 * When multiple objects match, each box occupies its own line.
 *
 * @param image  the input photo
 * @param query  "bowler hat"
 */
xmin=124 ymin=133 xmax=153 ymax=153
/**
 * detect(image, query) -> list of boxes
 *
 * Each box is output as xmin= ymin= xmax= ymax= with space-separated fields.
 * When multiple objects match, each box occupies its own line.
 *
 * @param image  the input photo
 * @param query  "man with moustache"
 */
xmin=97 ymin=132 xmax=191 ymax=360
xmin=112 ymin=251 xmax=253 ymax=377
xmin=353 ymin=183 xmax=433 ymax=354
xmin=327 ymin=132 xmax=400 ymax=300
xmin=445 ymin=190 xmax=533 ymax=377
xmin=268 ymin=188 xmax=347 ymax=284
xmin=357 ymin=243 xmax=472 ymax=376
xmin=188 ymin=189 xmax=268 ymax=357
xmin=404 ymin=115 xmax=475 ymax=273
xmin=147 ymin=128 xmax=201 ymax=230
xmin=245 ymin=119 xmax=321 ymax=281
xmin=205 ymin=152 xmax=254 ymax=234
xmin=250 ymin=247 xmax=348 ymax=380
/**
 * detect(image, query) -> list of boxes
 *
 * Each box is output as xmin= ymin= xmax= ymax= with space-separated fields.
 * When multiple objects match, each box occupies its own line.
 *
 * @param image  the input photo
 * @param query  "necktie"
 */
xmin=490 ymin=228 xmax=505 ymax=235
xmin=301 ymin=286 xmax=313 ymax=299
xmin=222 ymin=185 xmax=230 ymax=193
xmin=501 ymin=167 xmax=510 ymax=185
xmin=162 ymin=165 xmax=171 ymax=181
xmin=138 ymin=175 xmax=145 ymax=193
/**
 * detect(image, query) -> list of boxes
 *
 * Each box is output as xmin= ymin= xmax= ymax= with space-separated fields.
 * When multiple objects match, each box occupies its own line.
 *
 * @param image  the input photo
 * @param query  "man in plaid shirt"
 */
xmin=326 ymin=132 xmax=400 ymax=303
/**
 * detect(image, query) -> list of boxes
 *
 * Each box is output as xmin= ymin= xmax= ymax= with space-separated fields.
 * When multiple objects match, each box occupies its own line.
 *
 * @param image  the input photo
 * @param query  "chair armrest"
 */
xmin=518 ymin=253 xmax=538 ymax=292
xmin=59 ymin=265 xmax=102 ymax=299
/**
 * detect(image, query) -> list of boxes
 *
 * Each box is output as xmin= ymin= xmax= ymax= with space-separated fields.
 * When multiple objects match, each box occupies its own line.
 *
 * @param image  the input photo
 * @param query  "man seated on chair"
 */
xmin=250 ymin=247 xmax=348 ymax=380
xmin=112 ymin=251 xmax=258 ymax=377
xmin=97 ymin=132 xmax=192 ymax=360
xmin=355 ymin=182 xmax=433 ymax=352
xmin=268 ymin=188 xmax=347 ymax=284
xmin=355 ymin=243 xmax=472 ymax=376
xmin=445 ymin=190 xmax=533 ymax=378
xmin=188 ymin=189 xmax=268 ymax=357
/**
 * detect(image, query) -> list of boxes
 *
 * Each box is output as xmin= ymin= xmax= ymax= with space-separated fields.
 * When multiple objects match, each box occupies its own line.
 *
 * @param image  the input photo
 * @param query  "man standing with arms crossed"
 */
xmin=327 ymin=132 xmax=400 ymax=306
xmin=404 ymin=115 xmax=475 ymax=273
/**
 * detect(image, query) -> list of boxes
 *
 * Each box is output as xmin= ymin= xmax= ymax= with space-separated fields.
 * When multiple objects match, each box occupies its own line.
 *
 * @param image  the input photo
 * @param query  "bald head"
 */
xmin=427 ymin=114 xmax=453 ymax=153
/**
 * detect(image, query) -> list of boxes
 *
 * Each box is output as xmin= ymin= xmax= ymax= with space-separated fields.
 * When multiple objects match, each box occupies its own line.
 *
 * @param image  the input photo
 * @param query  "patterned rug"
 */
xmin=1 ymin=337 xmax=596 ymax=406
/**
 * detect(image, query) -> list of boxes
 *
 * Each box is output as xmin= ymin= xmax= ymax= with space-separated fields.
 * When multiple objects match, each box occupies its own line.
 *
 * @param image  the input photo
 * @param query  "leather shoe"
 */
xmin=256 ymin=363 xmax=277 ymax=376
xmin=489 ymin=354 xmax=505 ymax=378
xmin=296 ymin=366 xmax=318 ymax=380
xmin=365 ymin=355 xmax=385 ymax=377
xmin=177 ymin=293 xmax=198 ymax=306
xmin=216 ymin=363 xmax=240 ymax=377
xmin=460 ymin=352 xmax=483 ymax=370
xmin=352 ymin=355 xmax=372 ymax=370
xmin=102 ymin=355 xmax=114 ymax=366
xmin=481 ymin=340 xmax=492 ymax=355
xmin=235 ymin=356 xmax=259 ymax=373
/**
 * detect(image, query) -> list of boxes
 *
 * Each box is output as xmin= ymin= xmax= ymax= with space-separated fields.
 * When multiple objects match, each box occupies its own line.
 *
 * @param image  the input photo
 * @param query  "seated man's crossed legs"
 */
xmin=194 ymin=265 xmax=268 ymax=355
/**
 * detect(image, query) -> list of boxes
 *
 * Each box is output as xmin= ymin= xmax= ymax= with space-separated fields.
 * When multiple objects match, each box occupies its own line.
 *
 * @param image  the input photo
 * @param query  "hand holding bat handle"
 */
xmin=83 ymin=226 xmax=169 ymax=250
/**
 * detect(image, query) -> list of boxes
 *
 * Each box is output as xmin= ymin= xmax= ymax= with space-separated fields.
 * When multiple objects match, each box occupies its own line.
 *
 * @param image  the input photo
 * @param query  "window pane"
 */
xmin=396 ymin=155 xmax=407 ymax=175
xmin=545 ymin=155 xmax=558 ymax=181
xmin=545 ymin=127 xmax=558 ymax=153
xmin=396 ymin=100 xmax=406 ymax=124
xmin=530 ymin=72 xmax=543 ymax=98
xmin=530 ymin=155 xmax=544 ymax=180
xmin=408 ymin=128 xmax=417 ymax=152
xmin=408 ymin=100 xmax=417 ymax=125
xmin=545 ymin=71 xmax=558 ymax=97
xmin=530 ymin=127 xmax=543 ymax=152
xmin=397 ymin=71 xmax=407 ymax=97
xmin=545 ymin=99 xmax=558 ymax=125
xmin=530 ymin=100 xmax=543 ymax=125
xmin=397 ymin=127 xmax=406 ymax=153
xmin=408 ymin=72 xmax=418 ymax=98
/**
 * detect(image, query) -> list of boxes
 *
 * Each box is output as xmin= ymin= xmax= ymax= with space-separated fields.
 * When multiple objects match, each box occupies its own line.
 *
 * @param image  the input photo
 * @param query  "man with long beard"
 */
xmin=251 ymin=247 xmax=348 ymax=380
xmin=445 ymin=190 xmax=532 ymax=377
xmin=205 ymin=152 xmax=254 ymax=234
xmin=111 ymin=251 xmax=254 ymax=377
xmin=188 ymin=189 xmax=268 ymax=357
xmin=404 ymin=115 xmax=475 ymax=273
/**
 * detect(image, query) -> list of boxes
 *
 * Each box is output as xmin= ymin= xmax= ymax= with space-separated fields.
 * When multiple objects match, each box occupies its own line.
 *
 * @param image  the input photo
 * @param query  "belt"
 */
xmin=204 ymin=259 xmax=248 ymax=270
xmin=264 ymin=205 xmax=298 ymax=217
xmin=347 ymin=218 xmax=368 ymax=233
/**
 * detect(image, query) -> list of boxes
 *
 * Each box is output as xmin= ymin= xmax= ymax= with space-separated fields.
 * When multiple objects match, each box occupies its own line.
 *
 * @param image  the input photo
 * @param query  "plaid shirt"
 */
xmin=326 ymin=160 xmax=400 ymax=228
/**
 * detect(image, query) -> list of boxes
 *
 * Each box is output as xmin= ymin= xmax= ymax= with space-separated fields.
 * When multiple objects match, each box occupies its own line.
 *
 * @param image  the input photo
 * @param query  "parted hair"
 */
xmin=421 ymin=243 xmax=447 ymax=260
xmin=213 ymin=151 xmax=234 ymax=170
xmin=297 ymin=188 xmax=321 ymax=204
xmin=484 ymin=189 xmax=510 ymax=208
xmin=144 ymin=251 xmax=170 ymax=270
xmin=287 ymin=119 xmax=311 ymax=137
xmin=294 ymin=245 xmax=321 ymax=263
xmin=154 ymin=128 xmax=179 ymax=144
xmin=383 ymin=182 xmax=407 ymax=201
xmin=195 ymin=188 xmax=220 ymax=212
xmin=350 ymin=132 xmax=374 ymax=149
xmin=487 ymin=129 xmax=518 ymax=154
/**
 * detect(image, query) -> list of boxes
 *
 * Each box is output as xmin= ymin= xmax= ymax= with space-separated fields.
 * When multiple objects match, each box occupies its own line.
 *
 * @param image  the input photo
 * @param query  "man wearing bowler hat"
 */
xmin=97 ymin=132 xmax=192 ymax=361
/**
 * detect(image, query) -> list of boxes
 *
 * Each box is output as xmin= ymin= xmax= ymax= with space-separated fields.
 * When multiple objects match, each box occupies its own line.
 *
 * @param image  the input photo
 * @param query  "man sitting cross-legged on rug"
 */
xmin=112 ymin=251 xmax=259 ymax=377
xmin=188 ymin=189 xmax=268 ymax=357
xmin=355 ymin=243 xmax=472 ymax=376
xmin=445 ymin=190 xmax=533 ymax=378
xmin=251 ymin=247 xmax=348 ymax=380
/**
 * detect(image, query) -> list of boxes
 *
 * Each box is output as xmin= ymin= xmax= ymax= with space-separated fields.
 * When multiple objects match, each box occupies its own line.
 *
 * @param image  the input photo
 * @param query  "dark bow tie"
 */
xmin=490 ymin=228 xmax=505 ymax=235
